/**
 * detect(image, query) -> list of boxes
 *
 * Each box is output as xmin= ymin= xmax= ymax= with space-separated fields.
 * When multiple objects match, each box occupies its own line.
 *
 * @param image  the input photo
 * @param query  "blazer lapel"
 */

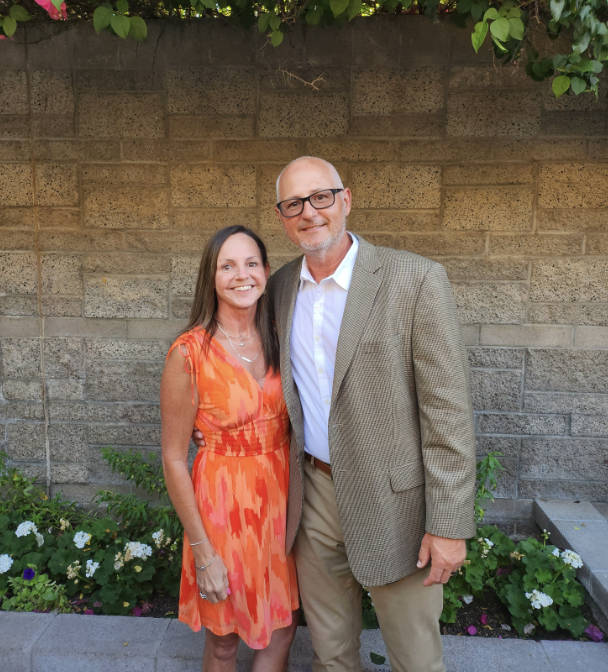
xmin=331 ymin=237 xmax=382 ymax=406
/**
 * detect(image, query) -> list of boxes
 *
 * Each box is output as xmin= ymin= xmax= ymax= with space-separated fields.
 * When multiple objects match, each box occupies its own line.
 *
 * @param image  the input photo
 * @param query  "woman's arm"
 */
xmin=160 ymin=347 xmax=229 ymax=603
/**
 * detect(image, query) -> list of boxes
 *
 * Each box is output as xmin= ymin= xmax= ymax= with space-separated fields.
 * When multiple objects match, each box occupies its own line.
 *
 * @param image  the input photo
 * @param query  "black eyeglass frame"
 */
xmin=276 ymin=188 xmax=344 ymax=218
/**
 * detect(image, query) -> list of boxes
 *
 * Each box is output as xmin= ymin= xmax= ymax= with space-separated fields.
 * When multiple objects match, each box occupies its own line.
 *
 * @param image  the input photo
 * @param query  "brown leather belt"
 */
xmin=304 ymin=452 xmax=332 ymax=478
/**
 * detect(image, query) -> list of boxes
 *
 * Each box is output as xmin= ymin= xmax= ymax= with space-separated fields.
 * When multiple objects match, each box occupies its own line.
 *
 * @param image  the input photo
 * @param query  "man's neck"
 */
xmin=304 ymin=233 xmax=353 ymax=284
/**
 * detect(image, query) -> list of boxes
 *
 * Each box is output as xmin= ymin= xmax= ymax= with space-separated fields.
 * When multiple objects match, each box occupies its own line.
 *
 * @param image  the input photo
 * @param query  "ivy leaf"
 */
xmin=552 ymin=74 xmax=571 ymax=97
xmin=508 ymin=17 xmax=524 ymax=40
xmin=128 ymin=16 xmax=147 ymax=42
xmin=258 ymin=13 xmax=270 ymax=32
xmin=550 ymin=0 xmax=565 ymax=21
xmin=111 ymin=13 xmax=131 ymax=39
xmin=3 ymin=15 xmax=17 ymax=36
xmin=269 ymin=14 xmax=280 ymax=31
xmin=458 ymin=0 xmax=472 ymax=13
xmin=9 ymin=5 xmax=32 ymax=22
xmin=201 ymin=0 xmax=216 ymax=7
xmin=553 ymin=54 xmax=568 ymax=69
xmin=93 ymin=6 xmax=114 ymax=33
xmin=483 ymin=8 xmax=500 ymax=21
xmin=470 ymin=3 xmax=483 ymax=21
xmin=330 ymin=0 xmax=349 ymax=17
xmin=370 ymin=653 xmax=387 ymax=665
xmin=306 ymin=5 xmax=323 ymax=25
xmin=116 ymin=0 xmax=129 ymax=14
xmin=570 ymin=76 xmax=586 ymax=94
xmin=490 ymin=17 xmax=510 ymax=42
xmin=471 ymin=21 xmax=488 ymax=53
xmin=270 ymin=29 xmax=283 ymax=47
xmin=347 ymin=0 xmax=362 ymax=21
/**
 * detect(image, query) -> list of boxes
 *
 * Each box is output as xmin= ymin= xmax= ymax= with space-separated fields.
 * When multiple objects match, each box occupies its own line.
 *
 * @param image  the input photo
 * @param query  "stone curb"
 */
xmin=534 ymin=499 xmax=608 ymax=627
xmin=1 ymin=612 xmax=607 ymax=672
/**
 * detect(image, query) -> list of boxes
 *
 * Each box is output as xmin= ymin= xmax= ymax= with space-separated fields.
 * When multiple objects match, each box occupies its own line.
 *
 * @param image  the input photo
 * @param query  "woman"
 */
xmin=161 ymin=226 xmax=299 ymax=672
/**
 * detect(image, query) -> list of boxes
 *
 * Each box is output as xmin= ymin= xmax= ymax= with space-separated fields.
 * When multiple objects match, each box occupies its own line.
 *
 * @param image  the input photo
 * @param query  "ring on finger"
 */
xmin=199 ymin=592 xmax=208 ymax=600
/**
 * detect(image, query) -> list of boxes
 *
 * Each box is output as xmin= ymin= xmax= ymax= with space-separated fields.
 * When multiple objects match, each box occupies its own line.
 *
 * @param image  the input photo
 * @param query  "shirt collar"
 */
xmin=299 ymin=233 xmax=359 ymax=291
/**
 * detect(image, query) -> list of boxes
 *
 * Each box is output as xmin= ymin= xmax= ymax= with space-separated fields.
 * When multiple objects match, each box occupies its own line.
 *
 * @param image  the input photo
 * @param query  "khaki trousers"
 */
xmin=294 ymin=459 xmax=446 ymax=672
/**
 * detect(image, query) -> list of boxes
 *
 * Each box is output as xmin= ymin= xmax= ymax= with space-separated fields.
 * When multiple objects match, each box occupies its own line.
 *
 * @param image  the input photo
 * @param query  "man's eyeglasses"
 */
xmin=276 ymin=188 xmax=344 ymax=218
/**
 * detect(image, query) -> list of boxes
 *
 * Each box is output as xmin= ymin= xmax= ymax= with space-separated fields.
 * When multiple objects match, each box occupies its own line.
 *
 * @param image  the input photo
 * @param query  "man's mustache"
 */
xmin=297 ymin=219 xmax=328 ymax=232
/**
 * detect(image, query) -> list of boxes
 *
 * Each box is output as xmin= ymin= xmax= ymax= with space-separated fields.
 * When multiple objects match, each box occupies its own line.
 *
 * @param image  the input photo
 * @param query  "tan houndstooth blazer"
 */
xmin=267 ymin=235 xmax=477 ymax=587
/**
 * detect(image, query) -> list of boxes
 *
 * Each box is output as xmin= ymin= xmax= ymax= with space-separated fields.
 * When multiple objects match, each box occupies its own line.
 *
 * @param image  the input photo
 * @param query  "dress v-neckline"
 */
xmin=210 ymin=335 xmax=269 ymax=393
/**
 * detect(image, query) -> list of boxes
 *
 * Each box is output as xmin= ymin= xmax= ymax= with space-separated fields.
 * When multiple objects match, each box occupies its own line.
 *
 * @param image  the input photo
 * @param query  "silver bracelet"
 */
xmin=195 ymin=553 xmax=216 ymax=571
xmin=189 ymin=538 xmax=209 ymax=547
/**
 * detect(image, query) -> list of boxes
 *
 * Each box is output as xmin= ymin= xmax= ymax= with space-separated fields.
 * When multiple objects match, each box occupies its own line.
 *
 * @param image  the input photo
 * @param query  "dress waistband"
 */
xmin=197 ymin=414 xmax=289 ymax=457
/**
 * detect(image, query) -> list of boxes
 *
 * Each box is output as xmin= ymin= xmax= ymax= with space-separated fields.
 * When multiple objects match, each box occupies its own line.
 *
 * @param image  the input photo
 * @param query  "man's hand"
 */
xmin=417 ymin=533 xmax=466 ymax=586
xmin=192 ymin=429 xmax=206 ymax=448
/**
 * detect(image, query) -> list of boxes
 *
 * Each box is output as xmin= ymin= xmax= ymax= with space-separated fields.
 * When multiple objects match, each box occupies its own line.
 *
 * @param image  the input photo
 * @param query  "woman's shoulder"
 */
xmin=168 ymin=326 xmax=208 ymax=359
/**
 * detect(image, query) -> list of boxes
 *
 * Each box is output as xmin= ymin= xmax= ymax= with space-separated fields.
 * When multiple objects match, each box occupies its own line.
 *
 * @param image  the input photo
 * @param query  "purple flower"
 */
xmin=466 ymin=625 xmax=477 ymax=636
xmin=584 ymin=624 xmax=604 ymax=642
xmin=84 ymin=609 xmax=94 ymax=615
xmin=131 ymin=607 xmax=142 ymax=617
xmin=479 ymin=614 xmax=489 ymax=625
xmin=496 ymin=566 xmax=512 ymax=576
xmin=93 ymin=601 xmax=102 ymax=608
xmin=23 ymin=568 xmax=35 ymax=581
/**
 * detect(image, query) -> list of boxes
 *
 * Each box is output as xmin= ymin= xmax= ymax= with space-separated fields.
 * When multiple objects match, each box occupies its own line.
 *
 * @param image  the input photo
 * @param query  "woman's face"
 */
xmin=214 ymin=233 xmax=269 ymax=312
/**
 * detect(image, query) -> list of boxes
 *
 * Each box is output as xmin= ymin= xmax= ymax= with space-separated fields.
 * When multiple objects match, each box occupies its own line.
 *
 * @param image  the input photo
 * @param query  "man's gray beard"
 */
xmin=296 ymin=218 xmax=346 ymax=256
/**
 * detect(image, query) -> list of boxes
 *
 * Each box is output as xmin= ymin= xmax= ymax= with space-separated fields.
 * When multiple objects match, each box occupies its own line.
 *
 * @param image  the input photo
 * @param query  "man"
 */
xmin=198 ymin=156 xmax=476 ymax=672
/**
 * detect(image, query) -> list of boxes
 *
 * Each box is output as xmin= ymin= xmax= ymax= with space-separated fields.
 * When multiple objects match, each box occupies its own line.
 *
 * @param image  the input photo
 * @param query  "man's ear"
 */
xmin=342 ymin=187 xmax=352 ymax=217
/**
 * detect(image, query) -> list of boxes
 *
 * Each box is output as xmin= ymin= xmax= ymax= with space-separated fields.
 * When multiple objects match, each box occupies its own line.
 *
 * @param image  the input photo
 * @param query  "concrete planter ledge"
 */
xmin=535 ymin=499 xmax=608 ymax=626
xmin=1 ymin=612 xmax=607 ymax=672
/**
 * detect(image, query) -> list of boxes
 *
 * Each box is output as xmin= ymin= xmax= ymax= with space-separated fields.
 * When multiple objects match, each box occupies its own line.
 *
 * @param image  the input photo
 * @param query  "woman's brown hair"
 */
xmin=182 ymin=226 xmax=280 ymax=374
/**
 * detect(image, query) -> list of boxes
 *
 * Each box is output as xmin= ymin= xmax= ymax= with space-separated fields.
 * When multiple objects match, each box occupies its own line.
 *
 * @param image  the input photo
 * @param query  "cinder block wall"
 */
xmin=0 ymin=17 xmax=607 ymax=505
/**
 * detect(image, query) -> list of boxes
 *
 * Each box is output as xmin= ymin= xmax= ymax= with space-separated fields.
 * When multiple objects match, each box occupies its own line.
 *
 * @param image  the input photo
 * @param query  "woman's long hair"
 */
xmin=182 ymin=226 xmax=280 ymax=374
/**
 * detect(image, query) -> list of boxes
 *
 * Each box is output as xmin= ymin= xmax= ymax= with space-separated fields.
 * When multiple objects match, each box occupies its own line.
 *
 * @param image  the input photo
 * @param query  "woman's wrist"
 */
xmin=192 ymin=545 xmax=215 ymax=566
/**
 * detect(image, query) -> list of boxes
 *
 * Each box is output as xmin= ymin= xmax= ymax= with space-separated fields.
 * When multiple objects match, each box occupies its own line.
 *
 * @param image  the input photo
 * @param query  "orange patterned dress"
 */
xmin=168 ymin=327 xmax=299 ymax=649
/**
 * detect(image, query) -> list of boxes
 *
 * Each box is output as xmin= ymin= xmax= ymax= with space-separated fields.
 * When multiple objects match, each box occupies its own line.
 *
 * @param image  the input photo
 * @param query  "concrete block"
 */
xmin=7 ymin=423 xmax=46 ymax=461
xmin=441 ymin=259 xmax=529 ymax=281
xmin=0 ymin=252 xmax=38 ymax=294
xmin=34 ymin=139 xmax=121 ymax=161
xmin=476 ymin=435 xmax=520 ymax=458
xmin=85 ymin=360 xmax=163 ymax=401
xmin=571 ymin=415 xmax=608 ymax=437
xmin=49 ymin=401 xmax=160 ymax=424
xmin=470 ymin=369 xmax=522 ymax=411
xmin=530 ymin=259 xmax=608 ymax=302
xmin=535 ymin=499 xmax=606 ymax=523
xmin=38 ymin=208 xmax=81 ymax=229
xmin=480 ymin=325 xmax=572 ymax=348
xmin=125 ymin=231 xmax=212 ymax=254
xmin=541 ymin=111 xmax=608 ymax=136
xmin=35 ymin=163 xmax=79 ymax=207
xmin=82 ymin=163 xmax=167 ymax=186
xmin=529 ymin=304 xmax=608 ymax=327
xmin=43 ymin=317 xmax=126 ymax=338
xmin=39 ymin=231 xmax=124 ymax=252
xmin=41 ymin=297 xmax=83 ymax=318
xmin=489 ymin=233 xmax=583 ymax=256
xmin=41 ymin=254 xmax=82 ymax=295
xmin=88 ymin=444 xmax=155 ymax=485
xmin=85 ymin=339 xmax=169 ymax=361
xmin=400 ymin=138 xmax=495 ymax=162
xmin=171 ymin=256 xmax=199 ymax=295
xmin=0 ymin=70 xmax=28 ymax=114
xmin=575 ymin=327 xmax=608 ymax=348
xmin=84 ymin=276 xmax=169 ymax=319
xmin=172 ymin=209 xmax=258 ymax=230
xmin=482 ymin=497 xmax=534 ymax=521
xmin=0 ymin=230 xmax=36 ymax=250
xmin=443 ymin=187 xmax=533 ymax=231
xmin=448 ymin=65 xmax=534 ymax=89
xmin=303 ymin=23 xmax=353 ymax=66
xmin=30 ymin=71 xmax=74 ymax=115
xmin=521 ymin=437 xmax=608 ymax=482
xmin=0 ymin=296 xmax=39 ymax=316
xmin=32 ymin=114 xmax=75 ymax=138
xmin=51 ymin=482 xmax=131 ymax=503
xmin=441 ymin=636 xmax=553 ymax=672
xmin=171 ymin=164 xmax=257 ymax=208
xmin=539 ymin=163 xmax=608 ymax=208
xmin=48 ymin=423 xmax=87 ymax=462
xmin=395 ymin=233 xmax=486 ymax=256
xmin=259 ymin=92 xmax=349 ymax=137
xmin=82 ymin=253 xmax=170 ymax=275
xmin=0 ymin=400 xmax=45 ymax=422
xmin=352 ymin=68 xmax=444 ymax=114
xmin=524 ymin=392 xmax=608 ymax=415
xmin=521 ymin=479 xmax=608 ymax=501
xmin=31 ymin=614 xmax=169 ymax=672
xmin=169 ymin=116 xmax=256 ymax=139
xmin=259 ymin=67 xmax=348 ymax=92
xmin=452 ymin=283 xmax=527 ymax=324
xmin=0 ymin=338 xmax=41 ymax=377
xmin=0 ymin=163 xmax=33 ymax=206
xmin=350 ymin=113 xmax=444 ymax=137
xmin=401 ymin=16 xmax=450 ymax=66
xmin=155 ymin=619 xmax=205 ymax=672
xmin=351 ymin=165 xmax=440 ymax=209
xmin=46 ymin=379 xmax=85 ymax=401
xmin=0 ymin=316 xmax=40 ymax=337
xmin=0 ymin=115 xmax=30 ymax=138
xmin=0 ymin=139 xmax=31 ymax=160
xmin=44 ymin=338 xmax=84 ymax=379
xmin=447 ymin=91 xmax=542 ymax=136
xmin=478 ymin=413 xmax=567 ymax=436
xmin=443 ymin=163 xmax=534 ymax=186
xmin=349 ymin=17 xmax=403 ymax=67
xmin=127 ymin=319 xmax=187 ymax=340
xmin=255 ymin=23 xmax=304 ymax=69
xmin=537 ymin=209 xmax=608 ymax=231
xmin=587 ymin=234 xmax=608 ymax=255
xmin=2 ymin=380 xmax=43 ymax=400
xmin=172 ymin=297 xmax=192 ymax=319
xmin=0 ymin=611 xmax=57 ymax=672
xmin=74 ymin=69 xmax=164 ymax=92
xmin=468 ymin=347 xmax=524 ymax=369
xmin=166 ymin=69 xmax=256 ymax=115
xmin=526 ymin=348 xmax=608 ymax=393
xmin=78 ymin=93 xmax=165 ymax=138
xmin=88 ymin=424 xmax=161 ymax=446
xmin=0 ymin=207 xmax=35 ymax=228
xmin=84 ymin=185 xmax=169 ymax=229
xmin=304 ymin=139 xmax=399 ymax=163
xmin=208 ymin=21 xmax=257 ymax=66
xmin=349 ymin=211 xmax=440 ymax=233
xmin=121 ymin=140 xmax=211 ymax=163
xmin=541 ymin=641 xmax=608 ymax=672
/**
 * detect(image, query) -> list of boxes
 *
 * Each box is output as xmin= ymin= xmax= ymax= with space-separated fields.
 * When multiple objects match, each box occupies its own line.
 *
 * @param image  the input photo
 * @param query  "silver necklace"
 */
xmin=217 ymin=323 xmax=263 ymax=364
xmin=216 ymin=322 xmax=259 ymax=347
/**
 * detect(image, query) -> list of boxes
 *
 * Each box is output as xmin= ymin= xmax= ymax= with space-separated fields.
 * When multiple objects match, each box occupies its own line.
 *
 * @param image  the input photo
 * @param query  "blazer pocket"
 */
xmin=389 ymin=460 xmax=425 ymax=492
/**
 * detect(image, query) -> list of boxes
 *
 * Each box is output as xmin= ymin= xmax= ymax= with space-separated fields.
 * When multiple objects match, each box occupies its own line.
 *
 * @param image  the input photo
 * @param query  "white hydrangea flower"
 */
xmin=73 ymin=531 xmax=92 ymax=549
xmin=123 ymin=541 xmax=153 ymax=561
xmin=152 ymin=530 xmax=164 ymax=548
xmin=484 ymin=538 xmax=494 ymax=547
xmin=525 ymin=590 xmax=553 ymax=609
xmin=561 ymin=550 xmax=583 ymax=569
xmin=35 ymin=532 xmax=44 ymax=548
xmin=461 ymin=595 xmax=474 ymax=604
xmin=67 ymin=561 xmax=81 ymax=579
xmin=552 ymin=548 xmax=560 ymax=557
xmin=15 ymin=521 xmax=38 ymax=537
xmin=59 ymin=518 xmax=70 ymax=531
xmin=85 ymin=559 xmax=100 ymax=578
xmin=0 ymin=554 xmax=14 ymax=574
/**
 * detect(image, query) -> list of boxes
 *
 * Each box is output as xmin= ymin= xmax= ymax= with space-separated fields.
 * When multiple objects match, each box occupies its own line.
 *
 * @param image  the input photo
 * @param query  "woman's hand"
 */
xmin=195 ymin=552 xmax=230 ymax=604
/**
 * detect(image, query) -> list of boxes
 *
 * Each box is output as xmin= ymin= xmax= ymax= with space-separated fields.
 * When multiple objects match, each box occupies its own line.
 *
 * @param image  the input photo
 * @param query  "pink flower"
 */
xmin=34 ymin=0 xmax=68 ymax=20
xmin=466 ymin=625 xmax=477 ymax=636
xmin=584 ymin=624 xmax=604 ymax=642
xmin=479 ymin=613 xmax=489 ymax=625
xmin=131 ymin=606 xmax=142 ymax=617
xmin=141 ymin=602 xmax=153 ymax=614
xmin=84 ymin=609 xmax=94 ymax=615
xmin=93 ymin=601 xmax=102 ymax=608
xmin=523 ymin=623 xmax=535 ymax=635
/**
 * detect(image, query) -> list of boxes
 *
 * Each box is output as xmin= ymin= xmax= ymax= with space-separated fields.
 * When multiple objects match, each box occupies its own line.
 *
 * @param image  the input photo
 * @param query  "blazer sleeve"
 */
xmin=411 ymin=263 xmax=477 ymax=540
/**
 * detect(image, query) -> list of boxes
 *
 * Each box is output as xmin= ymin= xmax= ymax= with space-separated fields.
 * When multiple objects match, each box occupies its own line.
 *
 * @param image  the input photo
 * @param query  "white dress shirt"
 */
xmin=289 ymin=234 xmax=359 ymax=464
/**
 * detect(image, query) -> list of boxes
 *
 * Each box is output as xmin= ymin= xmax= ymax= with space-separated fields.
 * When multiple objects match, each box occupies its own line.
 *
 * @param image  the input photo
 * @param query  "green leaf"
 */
xmin=258 ymin=13 xmax=270 ymax=32
xmin=570 ymin=76 xmax=586 ymax=94
xmin=270 ymin=29 xmax=283 ymax=47
xmin=129 ymin=16 xmax=147 ymax=41
xmin=9 ymin=5 xmax=32 ymax=22
xmin=3 ymin=16 xmax=17 ymax=36
xmin=268 ymin=14 xmax=280 ymax=31
xmin=116 ymin=0 xmax=129 ymax=14
xmin=201 ymin=0 xmax=216 ymax=7
xmin=508 ymin=17 xmax=524 ymax=40
xmin=550 ymin=0 xmax=565 ymax=21
xmin=347 ymin=0 xmax=362 ymax=21
xmin=535 ymin=568 xmax=552 ymax=584
xmin=306 ymin=5 xmax=323 ymax=25
xmin=538 ymin=607 xmax=559 ymax=631
xmin=553 ymin=54 xmax=568 ymax=69
xmin=552 ymin=74 xmax=571 ymax=97
xmin=483 ymin=8 xmax=500 ymax=21
xmin=330 ymin=0 xmax=349 ymax=17
xmin=93 ymin=6 xmax=114 ymax=33
xmin=490 ymin=17 xmax=510 ymax=42
xmin=470 ymin=3 xmax=484 ymax=21
xmin=111 ymin=13 xmax=131 ymax=39
xmin=458 ymin=0 xmax=472 ymax=13
xmin=471 ymin=21 xmax=489 ymax=53
xmin=50 ymin=0 xmax=63 ymax=9
xmin=370 ymin=653 xmax=387 ymax=665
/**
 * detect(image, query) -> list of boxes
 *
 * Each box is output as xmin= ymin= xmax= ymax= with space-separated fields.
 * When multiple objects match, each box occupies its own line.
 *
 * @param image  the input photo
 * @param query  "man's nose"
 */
xmin=301 ymin=199 xmax=318 ymax=218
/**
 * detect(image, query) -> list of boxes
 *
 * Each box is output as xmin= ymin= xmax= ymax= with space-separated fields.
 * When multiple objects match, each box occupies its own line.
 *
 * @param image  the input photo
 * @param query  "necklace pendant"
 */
xmin=241 ymin=356 xmax=253 ymax=363
xmin=238 ymin=342 xmax=245 ymax=347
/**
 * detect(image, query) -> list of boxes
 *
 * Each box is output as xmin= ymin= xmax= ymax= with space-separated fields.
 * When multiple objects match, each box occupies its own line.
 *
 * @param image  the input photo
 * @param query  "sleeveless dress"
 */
xmin=168 ymin=327 xmax=299 ymax=649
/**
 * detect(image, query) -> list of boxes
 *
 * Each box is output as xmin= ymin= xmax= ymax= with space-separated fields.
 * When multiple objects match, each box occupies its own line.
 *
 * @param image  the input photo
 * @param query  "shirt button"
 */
xmin=318 ymin=367 xmax=323 ymax=373
xmin=314 ymin=335 xmax=320 ymax=342
xmin=314 ymin=304 xmax=321 ymax=311
xmin=324 ymin=399 xmax=330 ymax=405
